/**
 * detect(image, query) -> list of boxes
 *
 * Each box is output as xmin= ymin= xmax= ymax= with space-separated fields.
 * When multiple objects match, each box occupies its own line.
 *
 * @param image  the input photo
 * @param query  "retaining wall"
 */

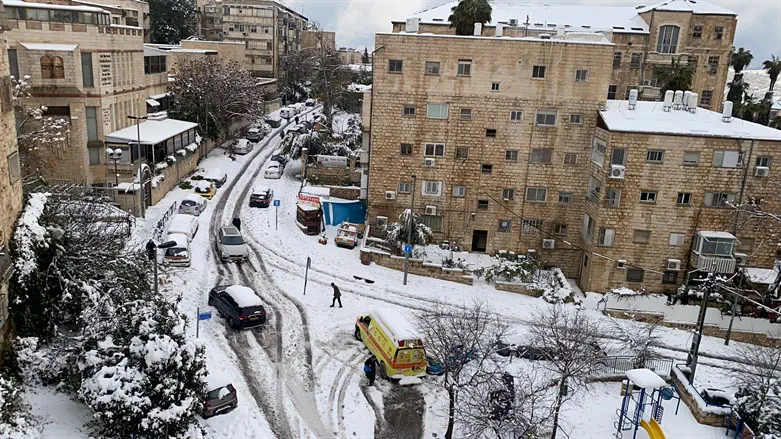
xmin=360 ymin=249 xmax=473 ymax=285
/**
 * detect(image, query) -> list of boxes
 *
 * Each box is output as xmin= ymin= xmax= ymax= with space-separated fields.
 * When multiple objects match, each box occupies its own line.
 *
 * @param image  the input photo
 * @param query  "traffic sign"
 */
xmin=273 ymin=199 xmax=281 ymax=207
xmin=198 ymin=311 xmax=212 ymax=321
xmin=403 ymin=244 xmax=412 ymax=254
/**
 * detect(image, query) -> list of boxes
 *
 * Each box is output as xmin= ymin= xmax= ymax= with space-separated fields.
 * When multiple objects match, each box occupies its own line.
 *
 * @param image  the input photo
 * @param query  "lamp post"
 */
xmin=106 ymin=147 xmax=122 ymax=187
xmin=128 ymin=115 xmax=149 ymax=217
xmin=146 ymin=239 xmax=177 ymax=296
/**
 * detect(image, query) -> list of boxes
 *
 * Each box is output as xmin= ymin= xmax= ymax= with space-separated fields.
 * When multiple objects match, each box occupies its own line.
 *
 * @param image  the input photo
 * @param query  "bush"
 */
xmin=479 ymin=257 xmax=537 ymax=283
xmin=179 ymin=181 xmax=193 ymax=190
xmin=0 ymin=375 xmax=39 ymax=438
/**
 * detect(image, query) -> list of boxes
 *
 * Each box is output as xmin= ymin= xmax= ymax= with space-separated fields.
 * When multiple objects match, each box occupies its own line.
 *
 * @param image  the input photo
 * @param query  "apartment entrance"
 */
xmin=471 ymin=230 xmax=488 ymax=252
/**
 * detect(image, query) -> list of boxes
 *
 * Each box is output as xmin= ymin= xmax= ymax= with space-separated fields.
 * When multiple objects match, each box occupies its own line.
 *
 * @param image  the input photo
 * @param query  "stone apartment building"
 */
xmin=195 ymin=0 xmax=308 ymax=77
xmin=394 ymin=0 xmax=735 ymax=109
xmin=301 ymin=29 xmax=335 ymax=53
xmin=73 ymin=0 xmax=150 ymax=42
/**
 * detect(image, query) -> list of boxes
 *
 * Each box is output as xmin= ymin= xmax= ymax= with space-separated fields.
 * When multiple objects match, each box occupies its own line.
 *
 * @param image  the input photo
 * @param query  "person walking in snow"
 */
xmin=330 ymin=282 xmax=342 ymax=308
xmin=232 ymin=217 xmax=241 ymax=231
xmin=364 ymin=355 xmax=377 ymax=386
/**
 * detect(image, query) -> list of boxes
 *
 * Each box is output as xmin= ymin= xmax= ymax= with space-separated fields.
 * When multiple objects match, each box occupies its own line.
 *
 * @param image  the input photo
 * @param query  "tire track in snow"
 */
xmin=323 ymin=349 xmax=364 ymax=438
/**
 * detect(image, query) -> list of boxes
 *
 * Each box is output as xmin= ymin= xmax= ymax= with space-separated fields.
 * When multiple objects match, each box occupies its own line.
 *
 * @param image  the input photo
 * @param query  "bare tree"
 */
xmin=528 ymin=305 xmax=606 ymax=439
xmin=280 ymin=49 xmax=314 ymax=104
xmin=417 ymin=301 xmax=511 ymax=439
xmin=610 ymin=318 xmax=661 ymax=368
xmin=732 ymin=342 xmax=781 ymax=435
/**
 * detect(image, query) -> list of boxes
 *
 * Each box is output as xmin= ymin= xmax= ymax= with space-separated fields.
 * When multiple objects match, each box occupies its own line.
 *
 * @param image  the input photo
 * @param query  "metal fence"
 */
xmin=595 ymin=356 xmax=674 ymax=377
xmin=152 ymin=202 xmax=178 ymax=242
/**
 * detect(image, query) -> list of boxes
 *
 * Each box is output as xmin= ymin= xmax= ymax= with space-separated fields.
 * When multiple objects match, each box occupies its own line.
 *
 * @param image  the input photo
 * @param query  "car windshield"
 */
xmin=165 ymin=247 xmax=187 ymax=257
xmin=254 ymin=193 xmax=269 ymax=199
xmin=206 ymin=386 xmax=232 ymax=400
xmin=181 ymin=200 xmax=196 ymax=207
xmin=222 ymin=235 xmax=244 ymax=245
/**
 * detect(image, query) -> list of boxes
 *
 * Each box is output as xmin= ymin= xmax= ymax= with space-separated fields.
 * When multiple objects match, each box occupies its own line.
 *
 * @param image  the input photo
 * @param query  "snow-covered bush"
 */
xmin=477 ymin=257 xmax=537 ymax=283
xmin=384 ymin=209 xmax=434 ymax=252
xmin=0 ymin=375 xmax=40 ymax=439
xmin=735 ymin=382 xmax=781 ymax=437
xmin=14 ymin=337 xmax=76 ymax=387
xmin=290 ymin=131 xmax=324 ymax=159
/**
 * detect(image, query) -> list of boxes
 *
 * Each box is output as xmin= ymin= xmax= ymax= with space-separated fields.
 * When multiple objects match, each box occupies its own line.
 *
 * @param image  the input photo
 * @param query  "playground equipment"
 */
xmin=614 ymin=369 xmax=680 ymax=439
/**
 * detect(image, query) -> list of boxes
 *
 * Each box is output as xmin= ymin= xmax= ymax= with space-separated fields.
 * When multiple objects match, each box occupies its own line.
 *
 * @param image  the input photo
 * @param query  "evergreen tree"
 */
xmin=763 ymin=55 xmax=781 ymax=91
xmin=361 ymin=47 xmax=370 ymax=64
xmin=149 ymin=0 xmax=195 ymax=44
xmin=448 ymin=0 xmax=492 ymax=36
xmin=657 ymin=58 xmax=693 ymax=97
xmin=384 ymin=209 xmax=434 ymax=251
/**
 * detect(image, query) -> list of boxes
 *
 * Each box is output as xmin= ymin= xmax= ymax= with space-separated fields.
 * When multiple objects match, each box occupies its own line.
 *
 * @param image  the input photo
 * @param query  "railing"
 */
xmin=0 ymin=246 xmax=13 ymax=283
xmin=690 ymin=253 xmax=736 ymax=274
xmin=595 ymin=356 xmax=674 ymax=378
xmin=152 ymin=201 xmax=178 ymax=242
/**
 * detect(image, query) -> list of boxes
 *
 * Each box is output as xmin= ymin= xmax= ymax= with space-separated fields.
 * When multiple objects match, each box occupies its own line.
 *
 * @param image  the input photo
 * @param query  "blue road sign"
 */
xmin=198 ymin=311 xmax=212 ymax=321
xmin=403 ymin=244 xmax=412 ymax=254
xmin=273 ymin=199 xmax=281 ymax=207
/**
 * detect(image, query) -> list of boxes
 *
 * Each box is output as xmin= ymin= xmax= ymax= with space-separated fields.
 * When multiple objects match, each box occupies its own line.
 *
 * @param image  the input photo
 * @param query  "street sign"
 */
xmin=198 ymin=311 xmax=212 ymax=321
xmin=273 ymin=199 xmax=280 ymax=207
xmin=403 ymin=244 xmax=412 ymax=254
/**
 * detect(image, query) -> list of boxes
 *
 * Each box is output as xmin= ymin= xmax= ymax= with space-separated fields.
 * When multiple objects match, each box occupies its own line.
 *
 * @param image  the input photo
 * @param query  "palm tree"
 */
xmin=657 ymin=58 xmax=693 ymax=97
xmin=448 ymin=0 xmax=492 ymax=36
xmin=763 ymin=55 xmax=781 ymax=91
xmin=730 ymin=47 xmax=754 ymax=73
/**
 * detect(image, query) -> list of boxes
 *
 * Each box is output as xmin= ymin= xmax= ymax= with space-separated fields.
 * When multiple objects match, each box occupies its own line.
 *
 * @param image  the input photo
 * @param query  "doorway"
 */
xmin=471 ymin=230 xmax=488 ymax=252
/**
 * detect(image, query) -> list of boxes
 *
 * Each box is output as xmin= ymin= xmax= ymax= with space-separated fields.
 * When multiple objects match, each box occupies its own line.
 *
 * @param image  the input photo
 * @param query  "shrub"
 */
xmin=178 ymin=181 xmax=193 ymax=190
xmin=480 ymin=257 xmax=537 ymax=283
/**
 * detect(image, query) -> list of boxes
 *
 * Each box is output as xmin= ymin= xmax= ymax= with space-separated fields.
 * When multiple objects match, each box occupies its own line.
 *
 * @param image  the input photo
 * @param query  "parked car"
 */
xmin=162 ymin=233 xmax=191 ymax=267
xmin=265 ymin=117 xmax=281 ymax=128
xmin=249 ymin=186 xmax=273 ymax=208
xmin=193 ymin=180 xmax=216 ymax=200
xmin=279 ymin=107 xmax=294 ymax=119
xmin=208 ymin=285 xmax=267 ymax=329
xmin=202 ymin=384 xmax=238 ymax=418
xmin=496 ymin=340 xmax=519 ymax=357
xmin=305 ymin=98 xmax=316 ymax=107
xmin=216 ymin=226 xmax=248 ymax=262
xmin=264 ymin=163 xmax=283 ymax=179
xmin=335 ymin=222 xmax=359 ymax=249
xmin=270 ymin=154 xmax=288 ymax=168
xmin=426 ymin=356 xmax=445 ymax=376
xmin=191 ymin=168 xmax=227 ymax=188
xmin=233 ymin=139 xmax=254 ymax=155
xmin=516 ymin=345 xmax=555 ymax=361
xmin=246 ymin=127 xmax=263 ymax=143
xmin=168 ymin=214 xmax=199 ymax=241
xmin=179 ymin=194 xmax=207 ymax=216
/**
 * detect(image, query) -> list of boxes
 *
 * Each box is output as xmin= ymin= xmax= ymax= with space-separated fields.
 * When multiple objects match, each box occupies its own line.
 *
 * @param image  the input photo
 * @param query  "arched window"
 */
xmin=656 ymin=25 xmax=680 ymax=54
xmin=40 ymin=55 xmax=52 ymax=79
xmin=51 ymin=56 xmax=65 ymax=79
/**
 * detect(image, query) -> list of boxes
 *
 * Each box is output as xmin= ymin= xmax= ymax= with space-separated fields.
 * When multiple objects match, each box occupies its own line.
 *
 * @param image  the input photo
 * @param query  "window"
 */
xmin=633 ymin=230 xmax=651 ymax=244
xmin=505 ymin=150 xmax=519 ymax=162
xmin=421 ymin=215 xmax=443 ymax=232
xmin=692 ymin=24 xmax=703 ymax=39
xmin=700 ymin=237 xmax=734 ymax=256
xmin=400 ymin=143 xmax=413 ymax=155
xmin=677 ymin=192 xmax=692 ymax=205
xmin=481 ymin=164 xmax=493 ymax=174
xmin=582 ymin=214 xmax=595 ymax=241
xmin=558 ymin=192 xmax=573 ymax=204
xmin=144 ymin=56 xmax=167 ymax=74
xmin=423 ymin=181 xmax=442 ymax=196
xmin=522 ymin=219 xmax=543 ymax=234
xmin=535 ymin=111 xmax=557 ymax=126
xmin=81 ymin=52 xmax=94 ymax=87
xmin=452 ymin=185 xmax=466 ymax=197
xmin=86 ymin=107 xmax=98 ymax=142
xmin=663 ymin=271 xmax=679 ymax=284
xmin=460 ymin=108 xmax=472 ymax=120
xmin=424 ymin=143 xmax=445 ymax=157
xmin=525 ymin=187 xmax=547 ymax=202
xmin=398 ymin=182 xmax=411 ymax=193
xmin=502 ymin=188 xmax=515 ymax=200
xmin=683 ymin=151 xmax=700 ymax=166
xmin=714 ymin=26 xmax=724 ymax=40
xmin=598 ymin=228 xmax=615 ymax=247
xmin=704 ymin=192 xmax=735 ymax=208
xmin=630 ymin=53 xmax=642 ymax=69
xmin=687 ymin=55 xmax=699 ymax=69
xmin=532 ymin=65 xmax=546 ymax=78
xmin=456 ymin=147 xmax=469 ymax=160
xmin=457 ymin=60 xmax=472 ymax=76
xmin=569 ymin=114 xmax=583 ymax=124
xmin=427 ymin=103 xmax=449 ymax=119
xmin=41 ymin=56 xmax=65 ymax=79
xmin=669 ymin=232 xmax=685 ymax=246
xmin=425 ymin=61 xmax=440 ymax=75
xmin=605 ymin=188 xmax=621 ymax=208
xmin=627 ymin=268 xmax=645 ymax=282
xmin=564 ymin=153 xmax=578 ymax=166
xmin=530 ymin=148 xmax=553 ymax=164
xmin=477 ymin=200 xmax=489 ymax=209
xmin=575 ymin=69 xmax=588 ymax=82
xmin=491 ymin=82 xmax=500 ymax=91
xmin=611 ymin=148 xmax=626 ymax=166
xmin=613 ymin=52 xmax=622 ymax=69
xmin=712 ymin=150 xmax=743 ymax=168
xmin=403 ymin=105 xmax=416 ymax=116
xmin=498 ymin=219 xmax=512 ymax=232
xmin=510 ymin=110 xmax=523 ymax=122
xmin=736 ymin=237 xmax=755 ymax=253
xmin=389 ymin=59 xmax=403 ymax=72
xmin=756 ymin=156 xmax=772 ymax=168
xmin=640 ymin=191 xmax=657 ymax=203
xmin=553 ymin=224 xmax=568 ymax=236
xmin=8 ymin=49 xmax=19 ymax=79
xmin=7 ymin=151 xmax=20 ymax=183
xmin=486 ymin=129 xmax=497 ymax=138
xmin=607 ymin=85 xmax=617 ymax=100
xmin=591 ymin=138 xmax=607 ymax=167
xmin=588 ymin=176 xmax=602 ymax=200
xmin=656 ymin=25 xmax=680 ymax=53
xmin=707 ymin=56 xmax=719 ymax=73
xmin=701 ymin=90 xmax=713 ymax=106
xmin=646 ymin=150 xmax=664 ymax=163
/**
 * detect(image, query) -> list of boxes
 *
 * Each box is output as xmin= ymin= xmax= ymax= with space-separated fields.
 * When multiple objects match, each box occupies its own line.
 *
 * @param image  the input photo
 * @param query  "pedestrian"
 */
xmin=232 ymin=217 xmax=241 ymax=231
xmin=330 ymin=282 xmax=342 ymax=308
xmin=363 ymin=355 xmax=377 ymax=386
xmin=295 ymin=115 xmax=299 ymax=125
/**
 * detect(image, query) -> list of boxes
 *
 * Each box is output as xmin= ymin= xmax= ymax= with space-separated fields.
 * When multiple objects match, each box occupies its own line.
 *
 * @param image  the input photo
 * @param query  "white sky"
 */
xmin=283 ymin=0 xmax=781 ymax=66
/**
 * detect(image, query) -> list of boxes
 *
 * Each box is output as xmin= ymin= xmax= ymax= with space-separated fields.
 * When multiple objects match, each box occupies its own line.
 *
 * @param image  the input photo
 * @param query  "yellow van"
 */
xmin=354 ymin=308 xmax=427 ymax=379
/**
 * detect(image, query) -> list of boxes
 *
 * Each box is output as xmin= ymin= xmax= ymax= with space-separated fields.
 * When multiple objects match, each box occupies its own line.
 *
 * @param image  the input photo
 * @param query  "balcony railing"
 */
xmin=689 ymin=253 xmax=736 ymax=274
xmin=645 ymin=52 xmax=690 ymax=65
xmin=0 ymin=246 xmax=13 ymax=282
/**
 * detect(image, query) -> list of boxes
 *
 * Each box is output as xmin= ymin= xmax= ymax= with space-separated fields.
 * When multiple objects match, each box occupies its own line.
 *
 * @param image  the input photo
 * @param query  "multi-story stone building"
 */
xmin=337 ymin=47 xmax=365 ymax=65
xmin=195 ymin=0 xmax=308 ymax=77
xmin=73 ymin=0 xmax=150 ymax=42
xmin=393 ymin=0 xmax=735 ymax=108
xmin=301 ymin=29 xmax=335 ymax=53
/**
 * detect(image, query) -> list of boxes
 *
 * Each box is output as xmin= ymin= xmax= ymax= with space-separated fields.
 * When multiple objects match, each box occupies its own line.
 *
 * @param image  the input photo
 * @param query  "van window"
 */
xmin=396 ymin=348 xmax=424 ymax=364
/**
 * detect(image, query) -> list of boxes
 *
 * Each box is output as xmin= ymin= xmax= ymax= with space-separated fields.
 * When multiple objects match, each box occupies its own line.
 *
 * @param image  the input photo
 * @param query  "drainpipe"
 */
xmin=367 ymin=45 xmax=384 ymax=221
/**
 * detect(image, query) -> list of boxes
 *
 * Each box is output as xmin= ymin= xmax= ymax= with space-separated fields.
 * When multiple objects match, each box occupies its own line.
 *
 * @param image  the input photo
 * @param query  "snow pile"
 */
xmin=12 ymin=193 xmax=49 ymax=284
xmin=185 ymin=142 xmax=199 ymax=153
xmin=611 ymin=287 xmax=642 ymax=296
xmin=176 ymin=149 xmax=187 ymax=157
xmin=155 ymin=161 xmax=169 ymax=171
xmin=0 ymin=376 xmax=40 ymax=439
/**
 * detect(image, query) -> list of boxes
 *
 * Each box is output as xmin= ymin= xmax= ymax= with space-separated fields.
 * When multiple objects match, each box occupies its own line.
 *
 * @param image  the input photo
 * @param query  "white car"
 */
xmin=178 ymin=194 xmax=207 ymax=216
xmin=168 ymin=214 xmax=199 ymax=241
xmin=264 ymin=163 xmax=283 ymax=179
xmin=162 ymin=233 xmax=191 ymax=267
xmin=217 ymin=226 xmax=248 ymax=262
xmin=233 ymin=139 xmax=254 ymax=155
xmin=305 ymin=98 xmax=315 ymax=107
xmin=279 ymin=108 xmax=294 ymax=119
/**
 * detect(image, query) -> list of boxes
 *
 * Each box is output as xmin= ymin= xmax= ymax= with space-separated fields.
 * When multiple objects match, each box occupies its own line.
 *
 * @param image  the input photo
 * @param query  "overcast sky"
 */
xmin=284 ymin=0 xmax=781 ymax=67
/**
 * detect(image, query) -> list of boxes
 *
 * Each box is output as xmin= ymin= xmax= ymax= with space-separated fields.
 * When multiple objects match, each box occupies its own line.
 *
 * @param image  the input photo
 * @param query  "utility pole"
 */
xmin=687 ymin=275 xmax=716 ymax=384
xmin=128 ymin=115 xmax=148 ymax=217
xmin=403 ymin=175 xmax=417 ymax=286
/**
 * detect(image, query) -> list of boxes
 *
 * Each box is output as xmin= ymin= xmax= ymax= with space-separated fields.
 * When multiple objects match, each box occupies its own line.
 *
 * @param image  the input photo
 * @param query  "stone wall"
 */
xmin=494 ymin=282 xmax=542 ymax=297
xmin=327 ymin=185 xmax=361 ymax=200
xmin=360 ymin=249 xmax=474 ymax=285
xmin=670 ymin=367 xmax=731 ymax=427
xmin=151 ymin=152 xmax=200 ymax=205
xmin=306 ymin=164 xmax=361 ymax=187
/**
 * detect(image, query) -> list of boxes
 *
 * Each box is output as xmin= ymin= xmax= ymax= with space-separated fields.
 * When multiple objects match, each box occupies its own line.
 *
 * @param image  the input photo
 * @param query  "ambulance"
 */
xmin=354 ymin=308 xmax=427 ymax=379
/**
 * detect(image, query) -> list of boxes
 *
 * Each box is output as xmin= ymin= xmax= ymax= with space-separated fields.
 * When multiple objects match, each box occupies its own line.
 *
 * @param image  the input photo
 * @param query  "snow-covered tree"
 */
xmin=290 ymin=131 xmax=324 ymax=159
xmin=384 ymin=209 xmax=434 ymax=251
xmin=149 ymin=0 xmax=194 ymax=44
xmin=479 ymin=257 xmax=537 ymax=284
xmin=279 ymin=50 xmax=314 ymax=104
xmin=309 ymin=47 xmax=353 ymax=126
xmin=609 ymin=319 xmax=661 ymax=368
xmin=0 ymin=375 xmax=40 ymax=438
xmin=733 ymin=343 xmax=781 ymax=437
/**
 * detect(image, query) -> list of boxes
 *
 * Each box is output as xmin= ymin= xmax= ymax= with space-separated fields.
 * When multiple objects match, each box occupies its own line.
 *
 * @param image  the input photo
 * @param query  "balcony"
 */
xmin=689 ymin=253 xmax=736 ymax=274
xmin=645 ymin=52 xmax=689 ymax=65
xmin=690 ymin=231 xmax=737 ymax=274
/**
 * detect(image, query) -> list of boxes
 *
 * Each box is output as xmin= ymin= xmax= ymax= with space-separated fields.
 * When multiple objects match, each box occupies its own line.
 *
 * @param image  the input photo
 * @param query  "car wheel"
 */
xmin=228 ymin=317 xmax=238 ymax=329
xmin=354 ymin=325 xmax=361 ymax=341
xmin=208 ymin=297 xmax=214 ymax=306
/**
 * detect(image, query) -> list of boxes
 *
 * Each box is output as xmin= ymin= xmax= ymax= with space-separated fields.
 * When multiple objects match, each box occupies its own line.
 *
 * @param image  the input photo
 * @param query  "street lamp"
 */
xmin=146 ymin=239 xmax=177 ymax=296
xmin=105 ymin=147 xmax=123 ymax=187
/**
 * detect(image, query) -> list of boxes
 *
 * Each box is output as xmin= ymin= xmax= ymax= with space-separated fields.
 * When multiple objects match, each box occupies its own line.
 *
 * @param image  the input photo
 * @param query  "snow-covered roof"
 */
xmin=252 ymin=186 xmax=271 ymax=195
xmin=2 ymin=0 xmax=109 ymax=13
xmin=117 ymin=182 xmax=140 ymax=192
xmin=744 ymin=267 xmax=779 ymax=285
xmin=149 ymin=92 xmax=170 ymax=100
xmin=164 ymin=233 xmax=190 ymax=248
xmin=144 ymin=46 xmax=169 ymax=57
xmin=168 ymin=214 xmax=195 ymax=235
xmin=636 ymin=0 xmax=736 ymax=16
xmin=105 ymin=118 xmax=197 ymax=145
xmin=599 ymin=101 xmax=781 ymax=141
xmin=20 ymin=43 xmax=78 ymax=52
xmin=146 ymin=99 xmax=160 ymax=107
xmin=225 ymin=285 xmax=263 ymax=308
xmin=698 ymin=231 xmax=736 ymax=240
xmin=401 ymin=1 xmax=650 ymax=34
xmin=302 ymin=186 xmax=330 ymax=197
xmin=626 ymin=368 xmax=666 ymax=389
xmin=183 ymin=193 xmax=205 ymax=204
xmin=372 ymin=307 xmax=421 ymax=342
xmin=348 ymin=83 xmax=371 ymax=93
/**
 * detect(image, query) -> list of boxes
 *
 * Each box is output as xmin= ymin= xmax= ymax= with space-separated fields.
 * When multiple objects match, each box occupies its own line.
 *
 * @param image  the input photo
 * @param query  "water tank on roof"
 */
xmin=406 ymin=17 xmax=420 ymax=33
xmin=495 ymin=23 xmax=504 ymax=37
xmin=663 ymin=90 xmax=674 ymax=111
xmin=722 ymin=101 xmax=733 ymax=122
xmin=673 ymin=90 xmax=683 ymax=109
xmin=688 ymin=93 xmax=698 ymax=113
xmin=473 ymin=22 xmax=482 ymax=36
xmin=683 ymin=91 xmax=692 ymax=109
xmin=628 ymin=89 xmax=638 ymax=110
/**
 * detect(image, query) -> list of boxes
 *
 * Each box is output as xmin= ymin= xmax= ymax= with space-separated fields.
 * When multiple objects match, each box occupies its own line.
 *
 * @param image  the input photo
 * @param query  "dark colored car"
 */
xmin=202 ymin=384 xmax=238 ymax=418
xmin=270 ymin=155 xmax=288 ymax=168
xmin=516 ymin=345 xmax=555 ymax=361
xmin=208 ymin=285 xmax=267 ymax=329
xmin=496 ymin=340 xmax=518 ymax=357
xmin=249 ymin=187 xmax=273 ymax=208
xmin=426 ymin=356 xmax=445 ymax=376
xmin=265 ymin=117 xmax=281 ymax=128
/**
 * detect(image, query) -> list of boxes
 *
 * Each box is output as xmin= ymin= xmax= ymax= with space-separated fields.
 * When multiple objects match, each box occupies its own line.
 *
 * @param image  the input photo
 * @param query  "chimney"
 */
xmin=673 ymin=90 xmax=683 ymax=110
xmin=688 ymin=93 xmax=698 ymax=113
xmin=495 ymin=23 xmax=504 ymax=37
xmin=722 ymin=101 xmax=733 ymax=122
xmin=663 ymin=90 xmax=674 ymax=112
xmin=628 ymin=89 xmax=638 ymax=110
xmin=473 ymin=23 xmax=482 ymax=36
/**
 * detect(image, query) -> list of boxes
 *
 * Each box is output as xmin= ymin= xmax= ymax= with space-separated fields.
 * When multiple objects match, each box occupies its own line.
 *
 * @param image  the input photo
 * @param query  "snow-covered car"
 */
xmin=264 ymin=163 xmax=282 ymax=179
xmin=279 ymin=107 xmax=294 ymax=119
xmin=168 ymin=214 xmax=199 ymax=241
xmin=335 ymin=223 xmax=359 ymax=249
xmin=191 ymin=168 xmax=227 ymax=188
xmin=270 ymin=154 xmax=288 ymax=168
xmin=249 ymin=186 xmax=273 ymax=208
xmin=208 ymin=285 xmax=267 ymax=329
xmin=216 ymin=226 xmax=248 ymax=262
xmin=426 ymin=356 xmax=445 ymax=376
xmin=246 ymin=126 xmax=268 ymax=143
xmin=162 ymin=233 xmax=191 ymax=267
xmin=265 ymin=117 xmax=281 ymax=128
xmin=178 ymin=193 xmax=207 ymax=216
xmin=202 ymin=383 xmax=238 ymax=418
xmin=193 ymin=180 xmax=216 ymax=200
xmin=305 ymin=98 xmax=315 ymax=107
xmin=233 ymin=139 xmax=254 ymax=155
xmin=291 ymin=103 xmax=305 ymax=114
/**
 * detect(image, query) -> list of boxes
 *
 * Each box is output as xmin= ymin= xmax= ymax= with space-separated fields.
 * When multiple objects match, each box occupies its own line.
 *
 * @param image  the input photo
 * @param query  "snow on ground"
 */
xmin=25 ymin=386 xmax=92 ymax=438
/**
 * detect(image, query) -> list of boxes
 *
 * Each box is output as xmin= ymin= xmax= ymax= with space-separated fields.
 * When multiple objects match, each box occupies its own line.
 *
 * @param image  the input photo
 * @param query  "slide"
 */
xmin=640 ymin=419 xmax=667 ymax=439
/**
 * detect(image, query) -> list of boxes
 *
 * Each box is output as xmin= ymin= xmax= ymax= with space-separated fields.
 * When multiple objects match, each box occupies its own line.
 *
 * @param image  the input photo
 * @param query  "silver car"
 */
xmin=233 ymin=139 xmax=254 ymax=155
xmin=217 ymin=226 xmax=248 ymax=262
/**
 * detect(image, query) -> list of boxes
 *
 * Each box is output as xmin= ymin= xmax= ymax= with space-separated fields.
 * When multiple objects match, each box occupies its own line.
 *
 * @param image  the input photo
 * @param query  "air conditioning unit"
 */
xmin=755 ymin=166 xmax=770 ymax=177
xmin=424 ymin=158 xmax=436 ymax=168
xmin=610 ymin=164 xmax=626 ymax=179
xmin=425 ymin=205 xmax=437 ymax=215
xmin=509 ymin=18 xmax=518 ymax=26
xmin=385 ymin=191 xmax=396 ymax=200
xmin=527 ymin=249 xmax=537 ymax=260
xmin=376 ymin=216 xmax=388 ymax=227
xmin=616 ymin=259 xmax=627 ymax=269
xmin=734 ymin=252 xmax=748 ymax=266
xmin=542 ymin=239 xmax=555 ymax=249
xmin=666 ymin=259 xmax=681 ymax=271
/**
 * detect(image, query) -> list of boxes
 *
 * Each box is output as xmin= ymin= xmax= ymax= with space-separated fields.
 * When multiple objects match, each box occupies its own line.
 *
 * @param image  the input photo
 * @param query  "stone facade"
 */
xmin=74 ymin=0 xmax=150 ymax=42
xmin=301 ymin=30 xmax=335 ymax=53
xmin=337 ymin=48 xmax=363 ymax=65
xmin=359 ymin=249 xmax=474 ymax=285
